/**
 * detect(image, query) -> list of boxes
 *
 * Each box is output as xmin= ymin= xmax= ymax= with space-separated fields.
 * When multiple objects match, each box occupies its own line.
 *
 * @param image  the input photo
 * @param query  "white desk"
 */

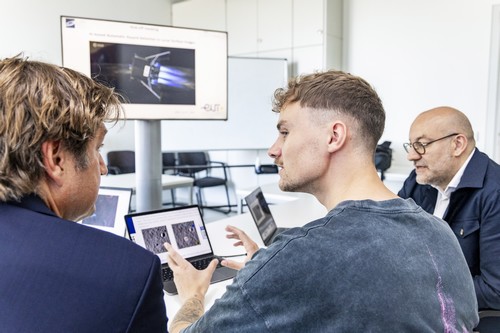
xmin=163 ymin=195 xmax=327 ymax=316
xmin=101 ymin=173 xmax=194 ymax=193
xmin=236 ymin=182 xmax=315 ymax=213
xmin=101 ymin=173 xmax=194 ymax=208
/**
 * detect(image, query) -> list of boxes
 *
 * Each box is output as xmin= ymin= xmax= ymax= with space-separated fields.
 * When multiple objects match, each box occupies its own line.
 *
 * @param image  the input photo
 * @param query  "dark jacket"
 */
xmin=399 ymin=149 xmax=500 ymax=310
xmin=0 ymin=195 xmax=168 ymax=332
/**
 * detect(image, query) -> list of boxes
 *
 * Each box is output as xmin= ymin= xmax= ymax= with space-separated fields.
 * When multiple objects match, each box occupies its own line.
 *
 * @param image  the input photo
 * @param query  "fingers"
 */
xmin=207 ymin=259 xmax=219 ymax=274
xmin=164 ymin=242 xmax=218 ymax=276
xmin=164 ymin=242 xmax=185 ymax=268
xmin=225 ymin=225 xmax=244 ymax=236
xmin=226 ymin=233 xmax=240 ymax=240
xmin=225 ymin=225 xmax=260 ymax=256
xmin=225 ymin=225 xmax=250 ymax=242
xmin=220 ymin=259 xmax=245 ymax=271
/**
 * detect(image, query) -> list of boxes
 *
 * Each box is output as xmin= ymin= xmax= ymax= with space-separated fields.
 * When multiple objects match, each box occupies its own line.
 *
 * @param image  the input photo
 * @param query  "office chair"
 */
xmin=474 ymin=310 xmax=500 ymax=332
xmin=107 ymin=150 xmax=135 ymax=174
xmin=162 ymin=152 xmax=177 ymax=174
xmin=255 ymin=164 xmax=278 ymax=174
xmin=176 ymin=151 xmax=232 ymax=214
xmin=107 ymin=150 xmax=177 ymax=207
xmin=162 ymin=152 xmax=178 ymax=206
xmin=375 ymin=141 xmax=392 ymax=181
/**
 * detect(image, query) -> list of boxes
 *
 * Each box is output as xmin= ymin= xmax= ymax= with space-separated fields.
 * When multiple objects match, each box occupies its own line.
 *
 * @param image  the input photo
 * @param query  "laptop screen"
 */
xmin=244 ymin=187 xmax=277 ymax=242
xmin=80 ymin=186 xmax=132 ymax=237
xmin=125 ymin=205 xmax=213 ymax=264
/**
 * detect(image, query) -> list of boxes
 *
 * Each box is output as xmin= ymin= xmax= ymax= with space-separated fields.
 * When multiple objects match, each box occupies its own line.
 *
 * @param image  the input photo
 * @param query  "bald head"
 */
xmin=407 ymin=106 xmax=476 ymax=190
xmin=412 ymin=106 xmax=475 ymax=146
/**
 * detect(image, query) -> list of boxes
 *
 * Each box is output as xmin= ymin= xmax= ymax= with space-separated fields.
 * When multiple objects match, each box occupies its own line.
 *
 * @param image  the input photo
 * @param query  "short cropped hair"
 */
xmin=272 ymin=70 xmax=385 ymax=151
xmin=0 ymin=56 xmax=123 ymax=202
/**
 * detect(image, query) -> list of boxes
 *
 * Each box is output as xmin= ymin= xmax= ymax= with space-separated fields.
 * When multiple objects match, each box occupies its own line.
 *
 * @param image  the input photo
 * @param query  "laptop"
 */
xmin=124 ymin=205 xmax=237 ymax=295
xmin=244 ymin=187 xmax=289 ymax=246
xmin=80 ymin=187 xmax=132 ymax=237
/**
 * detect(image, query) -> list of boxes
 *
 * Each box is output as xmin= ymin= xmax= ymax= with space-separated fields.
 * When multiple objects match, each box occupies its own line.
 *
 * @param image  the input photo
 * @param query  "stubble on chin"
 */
xmin=415 ymin=171 xmax=435 ymax=186
xmin=279 ymin=177 xmax=301 ymax=193
xmin=415 ymin=175 xmax=426 ymax=185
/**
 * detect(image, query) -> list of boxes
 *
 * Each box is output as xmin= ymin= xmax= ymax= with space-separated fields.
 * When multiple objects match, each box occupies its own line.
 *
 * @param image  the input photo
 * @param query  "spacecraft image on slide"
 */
xmin=90 ymin=42 xmax=195 ymax=105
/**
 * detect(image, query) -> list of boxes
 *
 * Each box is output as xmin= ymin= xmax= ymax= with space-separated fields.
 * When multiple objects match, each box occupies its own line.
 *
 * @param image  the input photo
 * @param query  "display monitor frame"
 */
xmin=60 ymin=16 xmax=228 ymax=120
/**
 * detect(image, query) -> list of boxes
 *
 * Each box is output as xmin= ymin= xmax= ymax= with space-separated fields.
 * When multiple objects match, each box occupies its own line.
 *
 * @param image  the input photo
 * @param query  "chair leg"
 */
xmin=222 ymin=184 xmax=232 ymax=214
xmin=195 ymin=185 xmax=233 ymax=215
xmin=195 ymin=187 xmax=204 ymax=216
xmin=170 ymin=189 xmax=176 ymax=207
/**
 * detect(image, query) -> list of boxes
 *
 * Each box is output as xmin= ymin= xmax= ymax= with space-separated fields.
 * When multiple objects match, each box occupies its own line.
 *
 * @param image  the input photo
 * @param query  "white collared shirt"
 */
xmin=432 ymin=149 xmax=475 ymax=219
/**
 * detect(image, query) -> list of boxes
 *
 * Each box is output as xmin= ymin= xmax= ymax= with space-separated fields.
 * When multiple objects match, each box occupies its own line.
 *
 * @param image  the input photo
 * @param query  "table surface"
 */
xmin=100 ymin=173 xmax=194 ymax=192
xmin=236 ymin=182 xmax=313 ymax=203
xmin=163 ymin=195 xmax=327 ymax=317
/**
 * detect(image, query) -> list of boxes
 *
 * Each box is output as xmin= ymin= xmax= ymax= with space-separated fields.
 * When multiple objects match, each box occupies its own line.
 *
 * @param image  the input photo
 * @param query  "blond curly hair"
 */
xmin=0 ymin=56 xmax=123 ymax=201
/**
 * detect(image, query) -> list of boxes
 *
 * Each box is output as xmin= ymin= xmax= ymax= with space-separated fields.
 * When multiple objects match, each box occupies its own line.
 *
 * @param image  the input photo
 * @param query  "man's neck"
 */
xmin=317 ymin=164 xmax=398 ymax=211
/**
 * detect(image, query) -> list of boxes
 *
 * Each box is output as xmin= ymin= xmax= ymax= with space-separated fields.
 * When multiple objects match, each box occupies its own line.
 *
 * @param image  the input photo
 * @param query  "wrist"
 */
xmin=180 ymin=290 xmax=206 ymax=304
xmin=170 ymin=296 xmax=206 ymax=333
xmin=189 ymin=294 xmax=205 ymax=305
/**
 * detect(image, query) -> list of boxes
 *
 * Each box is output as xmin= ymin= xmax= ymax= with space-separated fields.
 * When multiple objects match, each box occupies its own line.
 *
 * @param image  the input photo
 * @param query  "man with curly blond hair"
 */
xmin=0 ymin=56 xmax=167 ymax=332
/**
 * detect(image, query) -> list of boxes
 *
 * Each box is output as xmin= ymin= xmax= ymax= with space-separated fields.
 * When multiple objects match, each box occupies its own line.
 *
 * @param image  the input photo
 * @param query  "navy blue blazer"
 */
xmin=399 ymin=149 xmax=500 ymax=310
xmin=0 ymin=195 xmax=168 ymax=332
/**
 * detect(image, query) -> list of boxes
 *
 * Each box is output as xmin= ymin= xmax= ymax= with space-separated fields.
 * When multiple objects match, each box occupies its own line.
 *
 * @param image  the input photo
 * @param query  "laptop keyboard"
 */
xmin=162 ymin=267 xmax=174 ymax=281
xmin=162 ymin=256 xmax=217 ymax=281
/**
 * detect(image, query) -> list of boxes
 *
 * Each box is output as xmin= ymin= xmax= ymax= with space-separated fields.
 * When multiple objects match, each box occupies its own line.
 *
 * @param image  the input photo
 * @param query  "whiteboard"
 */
xmin=161 ymin=57 xmax=288 ymax=150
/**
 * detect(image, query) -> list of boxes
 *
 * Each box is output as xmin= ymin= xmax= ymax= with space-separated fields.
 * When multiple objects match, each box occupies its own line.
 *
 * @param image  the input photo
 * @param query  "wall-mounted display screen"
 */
xmin=61 ymin=16 xmax=228 ymax=120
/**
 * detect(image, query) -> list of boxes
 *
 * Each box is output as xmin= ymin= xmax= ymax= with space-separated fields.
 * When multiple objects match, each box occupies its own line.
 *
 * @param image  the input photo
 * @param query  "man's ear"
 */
xmin=452 ymin=134 xmax=468 ymax=157
xmin=327 ymin=121 xmax=347 ymax=153
xmin=41 ymin=140 xmax=65 ymax=187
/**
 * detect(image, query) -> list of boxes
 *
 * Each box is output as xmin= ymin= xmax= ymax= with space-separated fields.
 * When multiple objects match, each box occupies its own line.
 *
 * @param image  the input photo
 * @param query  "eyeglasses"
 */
xmin=403 ymin=133 xmax=459 ymax=155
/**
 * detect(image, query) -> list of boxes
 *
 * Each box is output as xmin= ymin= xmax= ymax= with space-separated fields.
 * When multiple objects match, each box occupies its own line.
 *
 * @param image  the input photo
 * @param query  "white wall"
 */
xmin=168 ymin=0 xmax=500 ymax=178
xmin=345 ymin=0 xmax=500 ymax=170
xmin=0 ymin=0 xmax=172 ymax=64
xmin=0 ymin=0 xmax=172 ymax=152
xmin=7 ymin=0 xmax=499 ymax=198
xmin=0 ymin=0 xmax=172 ymax=178
xmin=0 ymin=0 xmax=274 ymax=208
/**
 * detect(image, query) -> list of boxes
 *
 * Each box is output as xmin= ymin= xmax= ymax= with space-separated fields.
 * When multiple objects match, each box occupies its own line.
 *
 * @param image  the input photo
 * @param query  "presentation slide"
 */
xmin=61 ymin=16 xmax=228 ymax=120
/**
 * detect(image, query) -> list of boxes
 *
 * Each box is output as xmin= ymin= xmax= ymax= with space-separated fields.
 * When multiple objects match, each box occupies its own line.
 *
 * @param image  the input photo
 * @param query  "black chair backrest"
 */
xmin=177 ymin=152 xmax=209 ymax=175
xmin=375 ymin=141 xmax=392 ymax=172
xmin=255 ymin=164 xmax=278 ymax=174
xmin=162 ymin=152 xmax=176 ymax=167
xmin=162 ymin=152 xmax=177 ymax=174
xmin=107 ymin=150 xmax=135 ymax=174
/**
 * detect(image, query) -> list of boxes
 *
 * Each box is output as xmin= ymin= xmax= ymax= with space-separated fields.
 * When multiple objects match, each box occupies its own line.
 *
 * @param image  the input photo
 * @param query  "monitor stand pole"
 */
xmin=135 ymin=120 xmax=162 ymax=212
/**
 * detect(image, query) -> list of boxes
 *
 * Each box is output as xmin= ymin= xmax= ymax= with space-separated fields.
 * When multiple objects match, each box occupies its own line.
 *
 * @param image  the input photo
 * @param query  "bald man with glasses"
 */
xmin=399 ymin=106 xmax=500 ymax=318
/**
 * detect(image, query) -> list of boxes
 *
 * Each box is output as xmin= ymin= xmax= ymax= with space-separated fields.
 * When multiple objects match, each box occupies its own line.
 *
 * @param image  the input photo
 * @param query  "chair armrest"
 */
xmin=207 ymin=161 xmax=228 ymax=179
xmin=209 ymin=160 xmax=227 ymax=167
